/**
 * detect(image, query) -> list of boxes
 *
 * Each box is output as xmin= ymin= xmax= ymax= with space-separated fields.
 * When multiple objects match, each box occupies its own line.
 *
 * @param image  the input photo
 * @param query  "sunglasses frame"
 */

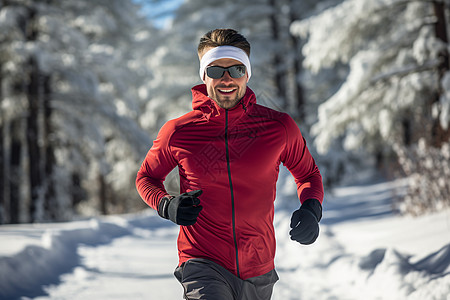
xmin=206 ymin=65 xmax=246 ymax=79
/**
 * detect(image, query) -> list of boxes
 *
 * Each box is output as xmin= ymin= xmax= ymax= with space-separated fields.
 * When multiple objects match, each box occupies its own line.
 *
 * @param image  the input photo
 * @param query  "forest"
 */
xmin=0 ymin=0 xmax=449 ymax=224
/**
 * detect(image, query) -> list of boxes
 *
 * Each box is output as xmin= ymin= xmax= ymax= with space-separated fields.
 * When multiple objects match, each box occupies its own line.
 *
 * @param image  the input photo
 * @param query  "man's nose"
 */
xmin=220 ymin=70 xmax=233 ymax=82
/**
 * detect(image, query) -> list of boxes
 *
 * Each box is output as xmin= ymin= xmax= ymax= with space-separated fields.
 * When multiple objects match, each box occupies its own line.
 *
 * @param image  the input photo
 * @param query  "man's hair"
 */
xmin=198 ymin=29 xmax=250 ymax=57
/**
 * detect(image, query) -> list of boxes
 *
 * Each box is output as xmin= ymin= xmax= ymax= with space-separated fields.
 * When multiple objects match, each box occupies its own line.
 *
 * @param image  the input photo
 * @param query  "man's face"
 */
xmin=200 ymin=49 xmax=248 ymax=110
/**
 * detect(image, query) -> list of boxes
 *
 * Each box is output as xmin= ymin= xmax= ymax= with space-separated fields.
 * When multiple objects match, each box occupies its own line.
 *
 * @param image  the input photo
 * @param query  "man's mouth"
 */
xmin=218 ymin=88 xmax=237 ymax=94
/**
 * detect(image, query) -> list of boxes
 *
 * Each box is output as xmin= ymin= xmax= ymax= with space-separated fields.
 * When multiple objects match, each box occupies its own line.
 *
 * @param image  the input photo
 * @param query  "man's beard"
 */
xmin=209 ymin=85 xmax=245 ymax=109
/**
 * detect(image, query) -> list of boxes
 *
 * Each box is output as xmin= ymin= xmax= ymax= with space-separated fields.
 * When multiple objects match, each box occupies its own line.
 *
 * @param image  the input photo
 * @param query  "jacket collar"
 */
xmin=191 ymin=84 xmax=256 ymax=120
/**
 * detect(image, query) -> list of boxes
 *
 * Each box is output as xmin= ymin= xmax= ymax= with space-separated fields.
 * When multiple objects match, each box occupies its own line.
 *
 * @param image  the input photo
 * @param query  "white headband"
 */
xmin=199 ymin=46 xmax=251 ymax=82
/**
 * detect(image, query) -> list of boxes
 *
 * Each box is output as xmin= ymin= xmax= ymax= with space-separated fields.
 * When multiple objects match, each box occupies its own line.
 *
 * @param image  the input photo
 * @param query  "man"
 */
xmin=136 ymin=28 xmax=324 ymax=300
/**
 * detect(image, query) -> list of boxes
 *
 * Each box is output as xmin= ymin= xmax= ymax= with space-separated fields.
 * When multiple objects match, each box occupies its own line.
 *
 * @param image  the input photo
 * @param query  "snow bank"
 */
xmin=321 ymin=245 xmax=450 ymax=300
xmin=0 ymin=213 xmax=169 ymax=299
xmin=274 ymin=173 xmax=450 ymax=300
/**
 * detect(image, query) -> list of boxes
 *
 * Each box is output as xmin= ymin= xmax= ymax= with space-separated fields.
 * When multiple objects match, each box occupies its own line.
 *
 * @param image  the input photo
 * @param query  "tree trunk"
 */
xmin=25 ymin=7 xmax=42 ymax=222
xmin=0 ymin=63 xmax=4 ymax=224
xmin=431 ymin=1 xmax=450 ymax=146
xmin=27 ymin=56 xmax=42 ymax=223
xmin=288 ymin=0 xmax=305 ymax=120
xmin=433 ymin=1 xmax=449 ymax=80
xmin=71 ymin=172 xmax=85 ymax=209
xmin=292 ymin=38 xmax=305 ymax=120
xmin=269 ymin=0 xmax=287 ymax=109
xmin=9 ymin=120 xmax=21 ymax=224
xmin=99 ymin=172 xmax=107 ymax=215
xmin=43 ymin=75 xmax=57 ymax=220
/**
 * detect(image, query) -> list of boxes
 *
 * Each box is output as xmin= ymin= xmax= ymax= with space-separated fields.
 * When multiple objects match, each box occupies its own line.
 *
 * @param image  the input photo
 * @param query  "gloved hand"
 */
xmin=289 ymin=199 xmax=322 ymax=245
xmin=157 ymin=190 xmax=203 ymax=226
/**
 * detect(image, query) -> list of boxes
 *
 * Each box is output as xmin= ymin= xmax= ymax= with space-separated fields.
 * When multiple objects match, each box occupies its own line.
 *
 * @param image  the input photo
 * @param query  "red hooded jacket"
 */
xmin=136 ymin=84 xmax=323 ymax=279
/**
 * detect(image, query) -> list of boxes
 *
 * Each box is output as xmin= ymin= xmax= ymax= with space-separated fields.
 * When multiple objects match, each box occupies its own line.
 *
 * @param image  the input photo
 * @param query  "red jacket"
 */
xmin=136 ymin=84 xmax=323 ymax=279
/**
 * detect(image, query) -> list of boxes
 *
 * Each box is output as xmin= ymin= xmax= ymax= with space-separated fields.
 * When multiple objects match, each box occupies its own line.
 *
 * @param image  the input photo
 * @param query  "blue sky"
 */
xmin=134 ymin=0 xmax=184 ymax=28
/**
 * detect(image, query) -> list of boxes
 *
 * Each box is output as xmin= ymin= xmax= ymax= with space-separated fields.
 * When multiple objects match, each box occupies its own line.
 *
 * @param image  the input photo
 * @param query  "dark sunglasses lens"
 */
xmin=228 ymin=65 xmax=246 ymax=78
xmin=206 ymin=65 xmax=246 ymax=79
xmin=206 ymin=66 xmax=225 ymax=79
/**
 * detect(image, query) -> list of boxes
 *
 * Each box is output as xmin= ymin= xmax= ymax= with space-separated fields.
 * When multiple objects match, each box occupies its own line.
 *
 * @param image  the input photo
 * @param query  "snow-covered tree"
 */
xmin=53 ymin=0 xmax=155 ymax=216
xmin=292 ymin=0 xmax=450 ymax=212
xmin=0 ymin=0 xmax=155 ymax=223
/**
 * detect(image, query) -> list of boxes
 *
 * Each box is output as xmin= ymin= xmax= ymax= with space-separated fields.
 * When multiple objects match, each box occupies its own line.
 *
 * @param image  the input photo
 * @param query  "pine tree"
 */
xmin=292 ymin=0 xmax=450 ymax=213
xmin=0 ymin=0 xmax=154 ymax=223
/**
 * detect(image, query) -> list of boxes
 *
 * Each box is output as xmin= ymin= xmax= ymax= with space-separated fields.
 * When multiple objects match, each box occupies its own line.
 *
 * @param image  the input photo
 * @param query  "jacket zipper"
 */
xmin=225 ymin=109 xmax=240 ymax=278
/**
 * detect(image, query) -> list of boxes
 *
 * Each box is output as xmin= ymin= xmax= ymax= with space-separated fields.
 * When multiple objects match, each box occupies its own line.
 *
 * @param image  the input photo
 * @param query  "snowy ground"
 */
xmin=1 ymin=169 xmax=449 ymax=300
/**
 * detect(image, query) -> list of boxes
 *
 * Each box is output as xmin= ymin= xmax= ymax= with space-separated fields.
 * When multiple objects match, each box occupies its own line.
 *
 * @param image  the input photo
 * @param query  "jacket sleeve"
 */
xmin=136 ymin=121 xmax=178 ymax=210
xmin=280 ymin=114 xmax=324 ymax=205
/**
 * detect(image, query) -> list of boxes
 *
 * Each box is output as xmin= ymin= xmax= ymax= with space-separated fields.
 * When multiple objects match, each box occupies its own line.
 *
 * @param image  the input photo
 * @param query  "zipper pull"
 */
xmin=241 ymin=101 xmax=247 ymax=112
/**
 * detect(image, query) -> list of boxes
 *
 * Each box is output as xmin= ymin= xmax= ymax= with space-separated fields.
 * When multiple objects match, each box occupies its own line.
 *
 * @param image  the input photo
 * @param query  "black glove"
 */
xmin=157 ymin=190 xmax=203 ymax=226
xmin=289 ymin=199 xmax=322 ymax=245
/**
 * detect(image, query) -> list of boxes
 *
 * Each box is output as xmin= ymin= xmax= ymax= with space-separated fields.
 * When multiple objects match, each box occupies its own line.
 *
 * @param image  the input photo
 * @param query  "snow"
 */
xmin=291 ymin=0 xmax=446 ymax=158
xmin=1 ymin=171 xmax=450 ymax=300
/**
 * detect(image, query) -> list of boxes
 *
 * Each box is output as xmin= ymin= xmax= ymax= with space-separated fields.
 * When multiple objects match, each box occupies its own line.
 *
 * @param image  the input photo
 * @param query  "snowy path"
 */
xmin=37 ymin=233 xmax=183 ymax=299
xmin=1 ymin=175 xmax=450 ymax=300
xmin=0 ymin=214 xmax=184 ymax=299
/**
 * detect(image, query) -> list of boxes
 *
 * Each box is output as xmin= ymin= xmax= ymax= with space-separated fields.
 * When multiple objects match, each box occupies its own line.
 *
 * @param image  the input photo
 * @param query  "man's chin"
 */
xmin=217 ymin=99 xmax=238 ymax=109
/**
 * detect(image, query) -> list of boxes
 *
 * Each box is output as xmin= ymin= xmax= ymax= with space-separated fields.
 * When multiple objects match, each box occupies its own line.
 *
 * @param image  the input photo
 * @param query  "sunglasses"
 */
xmin=206 ymin=65 xmax=246 ymax=79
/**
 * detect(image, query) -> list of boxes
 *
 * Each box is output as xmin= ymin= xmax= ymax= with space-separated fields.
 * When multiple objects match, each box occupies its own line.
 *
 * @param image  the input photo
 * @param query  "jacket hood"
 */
xmin=191 ymin=84 xmax=256 ymax=117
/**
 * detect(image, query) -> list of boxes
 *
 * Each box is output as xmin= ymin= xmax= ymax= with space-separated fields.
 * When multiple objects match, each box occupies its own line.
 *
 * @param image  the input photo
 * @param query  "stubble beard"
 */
xmin=209 ymin=86 xmax=245 ymax=110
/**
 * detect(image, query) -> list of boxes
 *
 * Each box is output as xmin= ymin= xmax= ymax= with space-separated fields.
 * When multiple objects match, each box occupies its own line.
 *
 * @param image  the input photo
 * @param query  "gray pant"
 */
xmin=174 ymin=258 xmax=279 ymax=300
